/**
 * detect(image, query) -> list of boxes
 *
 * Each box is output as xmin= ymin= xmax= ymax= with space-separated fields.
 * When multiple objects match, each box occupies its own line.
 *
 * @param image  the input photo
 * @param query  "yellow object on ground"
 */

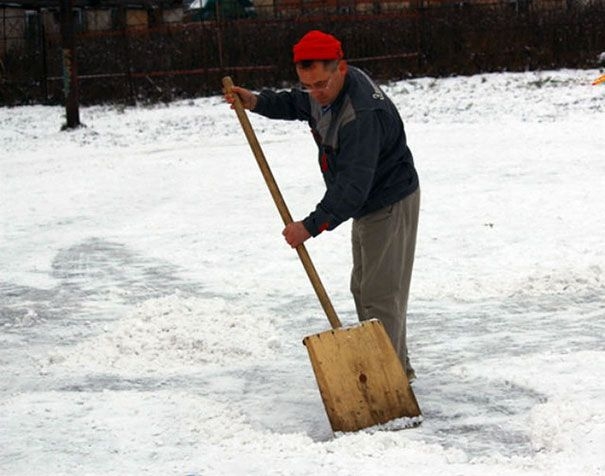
xmin=593 ymin=74 xmax=605 ymax=85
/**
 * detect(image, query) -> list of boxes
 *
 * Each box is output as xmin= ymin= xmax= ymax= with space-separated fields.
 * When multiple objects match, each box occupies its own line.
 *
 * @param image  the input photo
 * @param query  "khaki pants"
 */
xmin=350 ymin=188 xmax=420 ymax=374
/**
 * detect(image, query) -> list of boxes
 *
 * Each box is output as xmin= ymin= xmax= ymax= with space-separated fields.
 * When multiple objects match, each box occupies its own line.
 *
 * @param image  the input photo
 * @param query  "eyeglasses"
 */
xmin=299 ymin=73 xmax=335 ymax=93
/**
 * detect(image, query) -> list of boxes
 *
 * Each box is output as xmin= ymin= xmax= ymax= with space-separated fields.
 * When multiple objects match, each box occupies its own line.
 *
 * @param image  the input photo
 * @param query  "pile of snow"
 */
xmin=43 ymin=294 xmax=280 ymax=375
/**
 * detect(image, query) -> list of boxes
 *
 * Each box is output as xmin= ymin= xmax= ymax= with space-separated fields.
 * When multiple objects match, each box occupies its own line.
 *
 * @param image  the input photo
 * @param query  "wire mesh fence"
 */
xmin=1 ymin=0 xmax=604 ymax=105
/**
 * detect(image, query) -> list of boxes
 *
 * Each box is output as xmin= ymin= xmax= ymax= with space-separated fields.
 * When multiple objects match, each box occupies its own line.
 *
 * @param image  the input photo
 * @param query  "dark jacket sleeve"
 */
xmin=303 ymin=110 xmax=382 ymax=236
xmin=253 ymin=89 xmax=312 ymax=121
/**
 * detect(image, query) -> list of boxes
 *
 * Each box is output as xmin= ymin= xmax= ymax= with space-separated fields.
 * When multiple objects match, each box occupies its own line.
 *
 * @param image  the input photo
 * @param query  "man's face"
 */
xmin=296 ymin=60 xmax=347 ymax=107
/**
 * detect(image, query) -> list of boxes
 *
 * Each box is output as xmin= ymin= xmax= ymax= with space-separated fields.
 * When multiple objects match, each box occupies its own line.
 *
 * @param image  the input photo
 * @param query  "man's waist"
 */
xmin=353 ymin=180 xmax=419 ymax=220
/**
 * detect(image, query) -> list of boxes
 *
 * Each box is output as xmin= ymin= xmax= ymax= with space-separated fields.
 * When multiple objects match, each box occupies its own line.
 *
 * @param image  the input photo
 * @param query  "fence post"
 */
xmin=215 ymin=0 xmax=224 ymax=70
xmin=38 ymin=9 xmax=48 ymax=102
xmin=123 ymin=21 xmax=135 ymax=103
xmin=2 ymin=8 xmax=6 ymax=59
xmin=60 ymin=0 xmax=80 ymax=128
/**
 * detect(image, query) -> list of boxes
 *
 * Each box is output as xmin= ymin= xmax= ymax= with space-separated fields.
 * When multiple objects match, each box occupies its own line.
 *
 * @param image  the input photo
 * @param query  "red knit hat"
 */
xmin=292 ymin=30 xmax=344 ymax=63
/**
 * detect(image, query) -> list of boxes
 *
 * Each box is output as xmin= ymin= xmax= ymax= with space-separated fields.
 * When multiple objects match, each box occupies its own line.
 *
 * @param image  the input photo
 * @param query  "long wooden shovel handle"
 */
xmin=223 ymin=76 xmax=342 ymax=329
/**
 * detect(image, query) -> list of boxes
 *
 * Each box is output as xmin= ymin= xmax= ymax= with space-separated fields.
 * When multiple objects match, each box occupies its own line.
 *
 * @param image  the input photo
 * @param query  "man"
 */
xmin=226 ymin=30 xmax=420 ymax=381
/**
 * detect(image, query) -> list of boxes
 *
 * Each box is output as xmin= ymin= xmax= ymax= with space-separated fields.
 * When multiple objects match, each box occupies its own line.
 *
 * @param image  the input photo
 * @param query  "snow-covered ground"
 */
xmin=1 ymin=68 xmax=604 ymax=475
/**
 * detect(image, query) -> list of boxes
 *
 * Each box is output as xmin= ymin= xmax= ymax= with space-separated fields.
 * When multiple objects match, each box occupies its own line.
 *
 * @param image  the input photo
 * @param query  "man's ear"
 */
xmin=338 ymin=60 xmax=348 ymax=74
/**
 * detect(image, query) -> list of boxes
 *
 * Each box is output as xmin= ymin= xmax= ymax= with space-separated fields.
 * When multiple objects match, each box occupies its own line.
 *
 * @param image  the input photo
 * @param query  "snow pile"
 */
xmin=44 ymin=294 xmax=280 ymax=375
xmin=0 ymin=388 xmax=495 ymax=476
xmin=451 ymin=351 xmax=605 ymax=474
xmin=387 ymin=69 xmax=604 ymax=123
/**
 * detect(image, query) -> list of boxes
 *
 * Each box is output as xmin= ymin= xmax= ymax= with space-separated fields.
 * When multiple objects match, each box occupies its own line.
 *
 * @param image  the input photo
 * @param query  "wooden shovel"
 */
xmin=223 ymin=76 xmax=421 ymax=432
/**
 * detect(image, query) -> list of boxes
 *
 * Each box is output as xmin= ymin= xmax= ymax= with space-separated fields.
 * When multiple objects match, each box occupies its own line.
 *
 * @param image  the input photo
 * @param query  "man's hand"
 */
xmin=224 ymin=85 xmax=258 ymax=110
xmin=282 ymin=221 xmax=311 ymax=248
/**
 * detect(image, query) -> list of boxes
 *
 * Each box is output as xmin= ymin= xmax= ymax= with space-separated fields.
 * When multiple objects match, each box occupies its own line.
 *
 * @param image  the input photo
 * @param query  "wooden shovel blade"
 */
xmin=303 ymin=319 xmax=421 ymax=432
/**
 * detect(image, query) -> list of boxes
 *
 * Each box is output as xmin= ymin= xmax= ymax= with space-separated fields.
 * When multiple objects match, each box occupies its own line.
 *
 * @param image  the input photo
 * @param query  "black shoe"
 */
xmin=406 ymin=368 xmax=416 ymax=383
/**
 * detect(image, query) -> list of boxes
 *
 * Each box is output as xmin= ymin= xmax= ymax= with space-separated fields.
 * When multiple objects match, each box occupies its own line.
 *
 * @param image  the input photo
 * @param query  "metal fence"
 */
xmin=1 ymin=0 xmax=605 ymax=105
